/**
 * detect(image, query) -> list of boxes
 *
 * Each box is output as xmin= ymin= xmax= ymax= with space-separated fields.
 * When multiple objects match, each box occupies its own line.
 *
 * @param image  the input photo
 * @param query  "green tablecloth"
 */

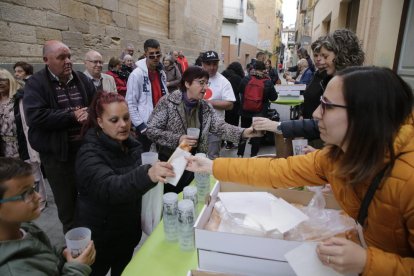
xmin=272 ymin=95 xmax=304 ymax=106
xmin=122 ymin=178 xmax=216 ymax=276
xmin=122 ymin=219 xmax=198 ymax=275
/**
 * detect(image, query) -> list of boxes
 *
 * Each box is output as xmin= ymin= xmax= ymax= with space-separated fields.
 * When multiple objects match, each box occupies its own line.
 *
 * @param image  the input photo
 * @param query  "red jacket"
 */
xmin=106 ymin=71 xmax=127 ymax=97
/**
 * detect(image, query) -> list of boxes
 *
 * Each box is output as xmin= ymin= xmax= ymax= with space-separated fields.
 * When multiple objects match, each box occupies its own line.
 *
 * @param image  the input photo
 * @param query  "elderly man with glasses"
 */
xmin=83 ymin=50 xmax=117 ymax=93
xmin=126 ymin=38 xmax=168 ymax=151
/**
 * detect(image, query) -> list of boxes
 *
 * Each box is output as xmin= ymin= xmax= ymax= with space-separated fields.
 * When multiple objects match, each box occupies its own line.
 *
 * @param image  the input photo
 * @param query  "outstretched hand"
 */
xmin=148 ymin=161 xmax=175 ymax=183
xmin=185 ymin=156 xmax=213 ymax=174
xmin=243 ymin=127 xmax=265 ymax=138
xmin=251 ymin=117 xmax=279 ymax=133
xmin=316 ymin=237 xmax=367 ymax=275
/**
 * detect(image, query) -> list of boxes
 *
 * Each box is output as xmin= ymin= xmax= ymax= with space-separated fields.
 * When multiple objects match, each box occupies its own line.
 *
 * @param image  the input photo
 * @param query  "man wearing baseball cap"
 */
xmin=201 ymin=50 xmax=236 ymax=159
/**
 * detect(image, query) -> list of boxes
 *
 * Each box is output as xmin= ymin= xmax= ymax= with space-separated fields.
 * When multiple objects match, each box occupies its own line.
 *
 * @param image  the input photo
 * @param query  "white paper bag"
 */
xmin=165 ymin=147 xmax=192 ymax=186
xmin=141 ymin=182 xmax=164 ymax=235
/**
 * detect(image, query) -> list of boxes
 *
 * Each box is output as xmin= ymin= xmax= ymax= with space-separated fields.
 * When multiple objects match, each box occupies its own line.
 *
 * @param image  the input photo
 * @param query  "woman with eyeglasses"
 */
xmin=74 ymin=92 xmax=174 ymax=276
xmin=146 ymin=66 xmax=260 ymax=193
xmin=187 ymin=66 xmax=414 ymax=275
xmin=253 ymin=29 xmax=365 ymax=140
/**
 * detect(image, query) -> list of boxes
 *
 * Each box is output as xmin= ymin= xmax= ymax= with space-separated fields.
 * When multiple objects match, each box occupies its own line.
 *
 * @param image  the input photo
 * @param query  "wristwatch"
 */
xmin=275 ymin=122 xmax=282 ymax=134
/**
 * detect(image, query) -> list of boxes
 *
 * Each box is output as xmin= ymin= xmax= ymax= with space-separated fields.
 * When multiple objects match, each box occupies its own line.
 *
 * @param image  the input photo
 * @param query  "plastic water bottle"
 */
xmin=183 ymin=186 xmax=198 ymax=211
xmin=163 ymin=193 xmax=178 ymax=242
xmin=177 ymin=199 xmax=195 ymax=251
xmin=194 ymin=153 xmax=211 ymax=203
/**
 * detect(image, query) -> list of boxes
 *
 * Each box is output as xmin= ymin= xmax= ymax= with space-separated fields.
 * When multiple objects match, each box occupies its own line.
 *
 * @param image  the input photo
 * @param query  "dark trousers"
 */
xmin=225 ymin=108 xmax=240 ymax=147
xmin=237 ymin=116 xmax=261 ymax=157
xmin=90 ymin=244 xmax=134 ymax=276
xmin=40 ymin=152 xmax=78 ymax=233
xmin=136 ymin=131 xmax=152 ymax=152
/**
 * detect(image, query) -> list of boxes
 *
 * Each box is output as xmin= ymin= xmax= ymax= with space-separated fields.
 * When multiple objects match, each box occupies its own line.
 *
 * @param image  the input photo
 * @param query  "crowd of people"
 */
xmin=0 ymin=28 xmax=413 ymax=276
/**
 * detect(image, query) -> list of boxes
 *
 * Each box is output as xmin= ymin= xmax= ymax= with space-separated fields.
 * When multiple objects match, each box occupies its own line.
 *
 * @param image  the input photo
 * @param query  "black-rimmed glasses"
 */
xmin=194 ymin=79 xmax=208 ymax=87
xmin=0 ymin=184 xmax=38 ymax=204
xmin=320 ymin=96 xmax=348 ymax=115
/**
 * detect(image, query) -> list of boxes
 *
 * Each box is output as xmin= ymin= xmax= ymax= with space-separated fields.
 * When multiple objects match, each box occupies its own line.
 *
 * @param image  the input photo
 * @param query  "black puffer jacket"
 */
xmin=75 ymin=128 xmax=156 ymax=249
xmin=280 ymin=119 xmax=320 ymax=140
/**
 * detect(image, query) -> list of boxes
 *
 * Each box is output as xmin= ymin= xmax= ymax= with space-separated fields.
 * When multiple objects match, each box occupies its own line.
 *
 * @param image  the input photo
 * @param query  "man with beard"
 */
xmin=23 ymin=40 xmax=96 ymax=233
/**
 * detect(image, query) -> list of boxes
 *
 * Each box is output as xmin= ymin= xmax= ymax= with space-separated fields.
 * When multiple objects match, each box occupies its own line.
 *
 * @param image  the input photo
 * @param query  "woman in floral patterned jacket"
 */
xmin=147 ymin=66 xmax=258 ymax=192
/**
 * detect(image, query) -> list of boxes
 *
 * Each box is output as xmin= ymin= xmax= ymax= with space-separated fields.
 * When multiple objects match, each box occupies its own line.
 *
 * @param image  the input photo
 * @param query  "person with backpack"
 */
xmin=237 ymin=61 xmax=278 ymax=157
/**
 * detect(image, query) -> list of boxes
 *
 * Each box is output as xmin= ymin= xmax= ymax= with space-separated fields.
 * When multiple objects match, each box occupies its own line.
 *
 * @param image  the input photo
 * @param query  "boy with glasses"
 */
xmin=126 ymin=39 xmax=168 ymax=151
xmin=0 ymin=157 xmax=95 ymax=275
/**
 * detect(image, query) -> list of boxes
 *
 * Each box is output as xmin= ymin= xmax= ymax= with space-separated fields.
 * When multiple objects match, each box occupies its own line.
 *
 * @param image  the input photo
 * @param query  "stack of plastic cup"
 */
xmin=183 ymin=186 xmax=198 ymax=209
xmin=163 ymin=192 xmax=179 ymax=242
xmin=194 ymin=153 xmax=211 ymax=203
xmin=177 ymin=199 xmax=195 ymax=251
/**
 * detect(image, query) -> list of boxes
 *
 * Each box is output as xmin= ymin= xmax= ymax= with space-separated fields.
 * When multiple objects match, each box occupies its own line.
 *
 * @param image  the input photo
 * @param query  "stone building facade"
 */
xmin=0 ymin=0 xmax=223 ymax=69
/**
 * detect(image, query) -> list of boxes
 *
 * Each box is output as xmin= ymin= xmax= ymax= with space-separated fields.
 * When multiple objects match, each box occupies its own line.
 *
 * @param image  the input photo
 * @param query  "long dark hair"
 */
xmin=81 ymin=92 xmax=127 ymax=136
xmin=328 ymin=66 xmax=413 ymax=185
xmin=225 ymin=61 xmax=244 ymax=79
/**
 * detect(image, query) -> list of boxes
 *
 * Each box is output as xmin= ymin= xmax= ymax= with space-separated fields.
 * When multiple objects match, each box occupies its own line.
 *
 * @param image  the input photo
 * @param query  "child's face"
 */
xmin=0 ymin=175 xmax=41 ymax=223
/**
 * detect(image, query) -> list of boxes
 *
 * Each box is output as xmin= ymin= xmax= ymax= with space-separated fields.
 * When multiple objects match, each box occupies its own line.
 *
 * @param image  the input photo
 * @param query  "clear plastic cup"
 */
xmin=292 ymin=139 xmax=308 ymax=155
xmin=141 ymin=152 xmax=159 ymax=165
xmin=187 ymin=128 xmax=200 ymax=139
xmin=65 ymin=227 xmax=91 ymax=258
xmin=252 ymin=117 xmax=265 ymax=136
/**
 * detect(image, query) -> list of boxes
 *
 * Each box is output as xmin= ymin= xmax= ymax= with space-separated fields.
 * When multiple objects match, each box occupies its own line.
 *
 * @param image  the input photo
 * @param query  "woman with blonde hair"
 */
xmin=0 ymin=68 xmax=21 ymax=157
xmin=0 ymin=68 xmax=48 ymax=210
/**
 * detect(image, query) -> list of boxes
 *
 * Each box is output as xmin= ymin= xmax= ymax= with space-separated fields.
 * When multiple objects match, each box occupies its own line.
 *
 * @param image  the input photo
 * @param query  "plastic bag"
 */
xmin=285 ymin=186 xmax=356 ymax=241
xmin=207 ymin=200 xmax=283 ymax=239
xmin=141 ymin=182 xmax=164 ymax=235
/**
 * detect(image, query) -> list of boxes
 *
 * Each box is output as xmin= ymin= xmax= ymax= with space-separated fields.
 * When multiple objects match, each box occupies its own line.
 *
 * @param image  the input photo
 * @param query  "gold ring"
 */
xmin=327 ymin=255 xmax=331 ymax=264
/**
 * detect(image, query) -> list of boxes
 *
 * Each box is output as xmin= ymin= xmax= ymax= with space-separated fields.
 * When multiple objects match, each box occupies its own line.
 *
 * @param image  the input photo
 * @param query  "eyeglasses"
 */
xmin=147 ymin=51 xmax=162 ymax=60
xmin=194 ymin=79 xmax=208 ymax=87
xmin=320 ymin=96 xmax=348 ymax=115
xmin=0 ymin=183 xmax=38 ymax=204
xmin=86 ymin=60 xmax=103 ymax=65
xmin=0 ymin=78 xmax=9 ymax=83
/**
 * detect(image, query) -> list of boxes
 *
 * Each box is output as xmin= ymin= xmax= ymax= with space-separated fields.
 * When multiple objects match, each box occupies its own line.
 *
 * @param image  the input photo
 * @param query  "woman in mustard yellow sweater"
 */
xmin=187 ymin=66 xmax=414 ymax=276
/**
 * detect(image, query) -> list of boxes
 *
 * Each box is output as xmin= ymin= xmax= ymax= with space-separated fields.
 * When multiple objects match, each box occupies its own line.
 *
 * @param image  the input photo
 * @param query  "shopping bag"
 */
xmin=141 ymin=182 xmax=164 ymax=235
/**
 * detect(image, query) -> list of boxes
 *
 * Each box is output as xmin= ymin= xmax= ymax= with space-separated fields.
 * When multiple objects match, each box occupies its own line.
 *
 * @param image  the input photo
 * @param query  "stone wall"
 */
xmin=0 ymin=0 xmax=223 ymax=70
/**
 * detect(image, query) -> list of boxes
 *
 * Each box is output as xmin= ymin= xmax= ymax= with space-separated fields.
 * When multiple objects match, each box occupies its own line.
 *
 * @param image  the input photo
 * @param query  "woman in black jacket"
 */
xmin=74 ymin=92 xmax=174 ymax=276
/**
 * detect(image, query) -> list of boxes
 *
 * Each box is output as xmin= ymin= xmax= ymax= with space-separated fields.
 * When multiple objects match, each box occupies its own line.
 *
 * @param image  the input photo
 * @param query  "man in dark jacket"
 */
xmin=23 ymin=40 xmax=96 ymax=233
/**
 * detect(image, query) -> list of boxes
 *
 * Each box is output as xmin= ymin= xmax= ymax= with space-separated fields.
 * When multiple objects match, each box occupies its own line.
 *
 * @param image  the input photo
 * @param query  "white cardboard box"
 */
xmin=194 ymin=181 xmax=341 ymax=276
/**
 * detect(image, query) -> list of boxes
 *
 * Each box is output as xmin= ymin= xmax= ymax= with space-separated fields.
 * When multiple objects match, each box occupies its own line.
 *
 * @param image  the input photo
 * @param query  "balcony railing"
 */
xmin=223 ymin=6 xmax=244 ymax=23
